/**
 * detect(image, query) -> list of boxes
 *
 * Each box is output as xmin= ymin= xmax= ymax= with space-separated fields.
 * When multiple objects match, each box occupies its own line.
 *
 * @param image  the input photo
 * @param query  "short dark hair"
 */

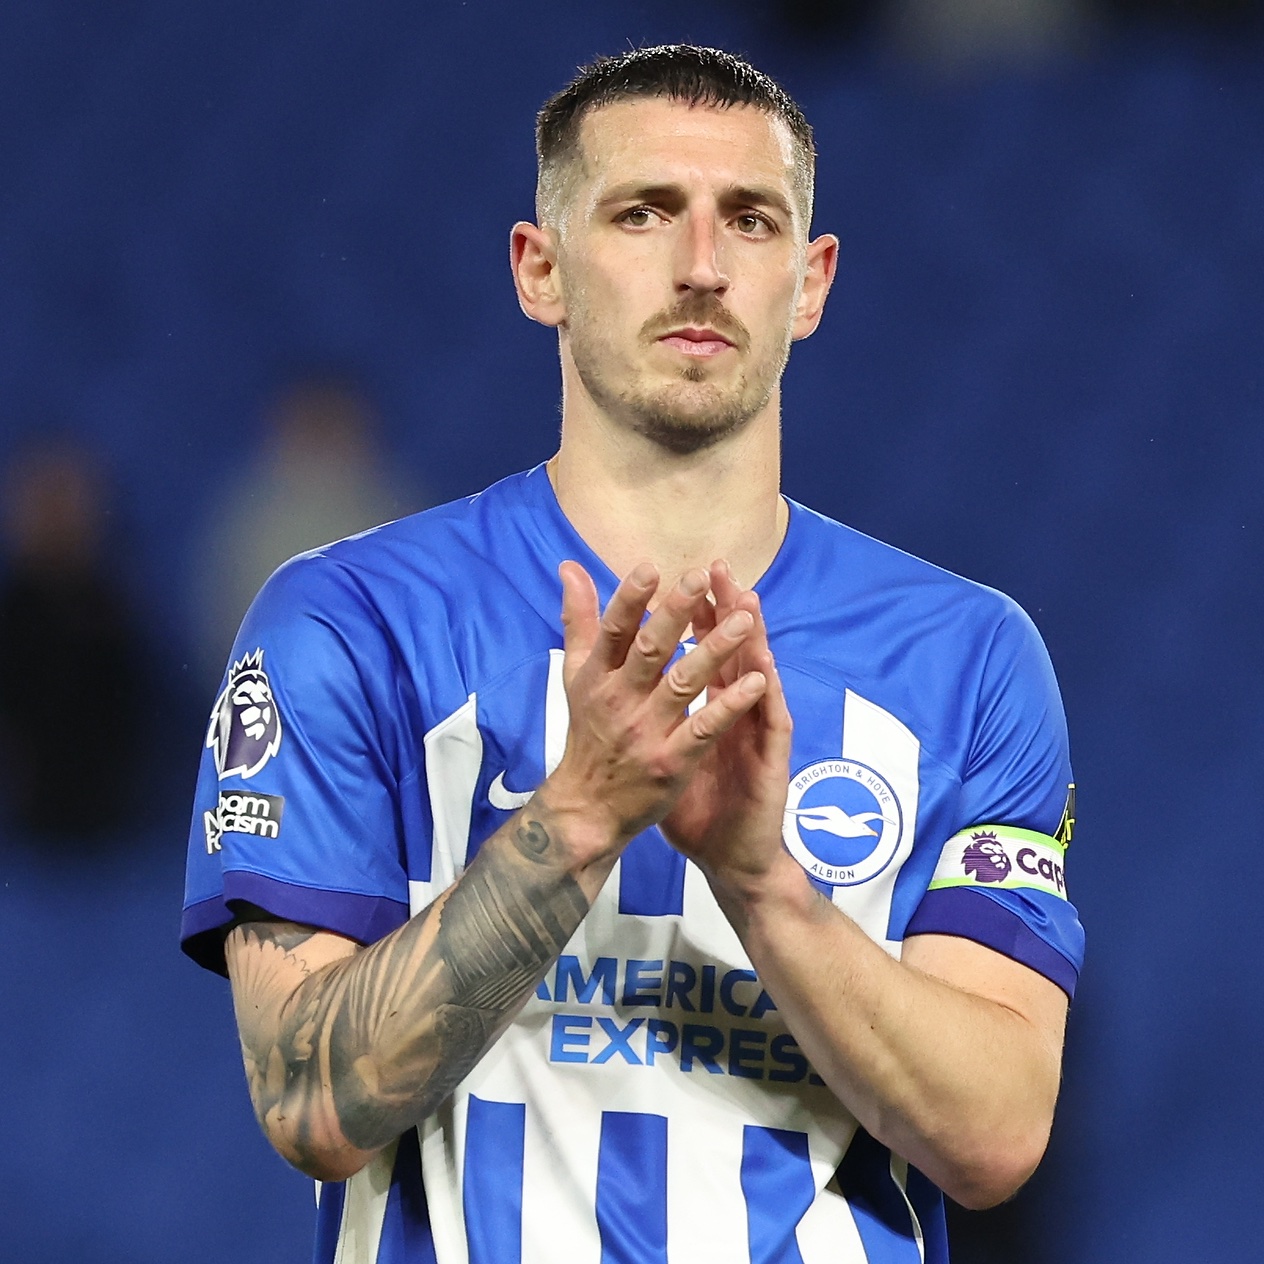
xmin=535 ymin=45 xmax=816 ymax=224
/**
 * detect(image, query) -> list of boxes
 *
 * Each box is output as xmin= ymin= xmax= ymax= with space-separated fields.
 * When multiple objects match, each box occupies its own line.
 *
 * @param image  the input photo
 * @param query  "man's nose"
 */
xmin=675 ymin=212 xmax=729 ymax=295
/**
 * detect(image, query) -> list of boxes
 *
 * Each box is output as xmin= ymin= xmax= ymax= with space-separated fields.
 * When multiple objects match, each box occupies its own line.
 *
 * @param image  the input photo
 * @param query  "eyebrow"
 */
xmin=723 ymin=185 xmax=796 ymax=223
xmin=597 ymin=181 xmax=796 ymax=224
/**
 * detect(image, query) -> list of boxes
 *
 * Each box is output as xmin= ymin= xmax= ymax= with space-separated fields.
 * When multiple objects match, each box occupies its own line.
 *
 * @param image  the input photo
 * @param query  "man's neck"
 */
xmin=548 ymin=397 xmax=787 ymax=595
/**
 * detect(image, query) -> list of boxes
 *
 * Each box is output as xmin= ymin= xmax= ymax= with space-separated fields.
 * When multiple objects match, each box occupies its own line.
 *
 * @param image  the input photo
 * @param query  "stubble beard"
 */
xmin=567 ymin=298 xmax=793 ymax=457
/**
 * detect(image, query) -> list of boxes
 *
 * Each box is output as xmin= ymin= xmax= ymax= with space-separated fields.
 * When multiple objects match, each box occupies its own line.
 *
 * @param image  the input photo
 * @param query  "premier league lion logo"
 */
xmin=206 ymin=649 xmax=283 ymax=780
xmin=962 ymin=831 xmax=1011 ymax=884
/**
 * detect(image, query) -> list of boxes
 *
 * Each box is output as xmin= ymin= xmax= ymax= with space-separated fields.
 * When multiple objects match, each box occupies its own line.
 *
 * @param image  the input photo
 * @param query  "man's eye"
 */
xmin=735 ymin=213 xmax=771 ymax=235
xmin=619 ymin=207 xmax=654 ymax=227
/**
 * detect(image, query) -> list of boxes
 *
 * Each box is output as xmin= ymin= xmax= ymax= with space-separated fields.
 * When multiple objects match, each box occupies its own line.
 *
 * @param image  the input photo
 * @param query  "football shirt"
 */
xmin=183 ymin=464 xmax=1083 ymax=1264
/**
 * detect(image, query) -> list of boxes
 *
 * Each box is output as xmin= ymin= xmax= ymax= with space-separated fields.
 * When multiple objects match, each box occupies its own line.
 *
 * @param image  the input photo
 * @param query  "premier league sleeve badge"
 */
xmin=206 ymin=649 xmax=283 ymax=781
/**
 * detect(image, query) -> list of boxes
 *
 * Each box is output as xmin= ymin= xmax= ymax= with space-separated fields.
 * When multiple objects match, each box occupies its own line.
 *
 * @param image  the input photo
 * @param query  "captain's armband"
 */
xmin=928 ymin=826 xmax=1068 ymax=901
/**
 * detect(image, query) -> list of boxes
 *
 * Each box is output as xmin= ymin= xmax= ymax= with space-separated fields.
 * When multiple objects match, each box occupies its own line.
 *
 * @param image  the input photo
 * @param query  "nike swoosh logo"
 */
xmin=488 ymin=770 xmax=534 ymax=811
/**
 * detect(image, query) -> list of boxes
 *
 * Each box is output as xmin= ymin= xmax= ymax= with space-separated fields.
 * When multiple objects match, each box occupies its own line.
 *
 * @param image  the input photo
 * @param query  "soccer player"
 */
xmin=182 ymin=45 xmax=1082 ymax=1264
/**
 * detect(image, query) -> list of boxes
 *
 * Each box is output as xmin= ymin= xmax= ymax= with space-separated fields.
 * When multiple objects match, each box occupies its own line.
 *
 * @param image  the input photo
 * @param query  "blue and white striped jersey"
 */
xmin=182 ymin=463 xmax=1083 ymax=1264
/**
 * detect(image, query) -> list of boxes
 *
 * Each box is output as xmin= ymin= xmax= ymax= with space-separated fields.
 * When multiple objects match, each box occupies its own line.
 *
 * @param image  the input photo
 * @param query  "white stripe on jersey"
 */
xmin=332 ymin=1138 xmax=395 ymax=1264
xmin=837 ymin=689 xmax=921 ymax=952
xmin=681 ymin=853 xmax=746 ymax=962
xmin=422 ymin=1095 xmax=470 ymax=1264
xmin=411 ymin=694 xmax=483 ymax=914
xmin=890 ymin=1155 xmax=926 ymax=1263
xmin=519 ymin=1071 xmax=602 ymax=1264
xmin=664 ymin=1098 xmax=749 ymax=1262
xmin=797 ymin=1167 xmax=869 ymax=1263
xmin=543 ymin=649 xmax=567 ymax=777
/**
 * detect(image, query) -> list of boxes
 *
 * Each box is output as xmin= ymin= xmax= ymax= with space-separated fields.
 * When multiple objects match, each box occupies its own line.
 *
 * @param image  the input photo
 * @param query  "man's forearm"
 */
xmin=226 ymin=563 xmax=768 ymax=1182
xmin=228 ymin=799 xmax=604 ymax=1181
xmin=707 ymin=851 xmax=1066 ymax=1209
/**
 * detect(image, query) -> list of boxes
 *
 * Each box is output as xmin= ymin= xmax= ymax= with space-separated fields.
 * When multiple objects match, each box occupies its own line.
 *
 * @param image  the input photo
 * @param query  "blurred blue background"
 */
xmin=1 ymin=2 xmax=1261 ymax=1261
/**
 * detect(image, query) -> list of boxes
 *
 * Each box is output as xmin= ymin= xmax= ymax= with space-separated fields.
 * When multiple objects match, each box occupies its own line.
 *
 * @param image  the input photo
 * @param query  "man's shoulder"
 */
xmin=777 ymin=502 xmax=1056 ymax=767
xmin=783 ymin=498 xmax=1019 ymax=628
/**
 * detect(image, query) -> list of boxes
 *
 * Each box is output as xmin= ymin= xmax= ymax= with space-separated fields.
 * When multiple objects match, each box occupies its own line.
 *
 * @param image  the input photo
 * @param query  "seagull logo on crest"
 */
xmin=784 ymin=806 xmax=893 ymax=839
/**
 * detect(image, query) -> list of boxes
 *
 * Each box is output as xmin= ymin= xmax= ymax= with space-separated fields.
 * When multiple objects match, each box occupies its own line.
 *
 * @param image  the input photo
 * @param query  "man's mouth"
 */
xmin=657 ymin=327 xmax=735 ymax=358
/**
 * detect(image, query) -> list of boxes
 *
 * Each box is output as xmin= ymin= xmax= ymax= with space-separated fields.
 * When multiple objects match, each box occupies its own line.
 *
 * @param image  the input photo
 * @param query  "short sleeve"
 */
xmin=180 ymin=555 xmax=415 ymax=975
xmin=907 ymin=600 xmax=1084 ymax=997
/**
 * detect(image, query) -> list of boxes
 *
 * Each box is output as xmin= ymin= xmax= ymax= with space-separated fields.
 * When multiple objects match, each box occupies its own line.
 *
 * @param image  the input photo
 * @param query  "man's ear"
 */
xmin=791 ymin=233 xmax=839 ymax=341
xmin=511 ymin=222 xmax=565 ymax=327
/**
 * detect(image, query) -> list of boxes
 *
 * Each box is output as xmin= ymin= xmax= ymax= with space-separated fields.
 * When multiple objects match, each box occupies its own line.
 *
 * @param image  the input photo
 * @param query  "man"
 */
xmin=182 ymin=45 xmax=1082 ymax=1264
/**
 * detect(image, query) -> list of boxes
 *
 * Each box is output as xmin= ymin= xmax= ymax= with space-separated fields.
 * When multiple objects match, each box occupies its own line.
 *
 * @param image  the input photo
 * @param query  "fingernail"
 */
xmin=681 ymin=570 xmax=709 ymax=596
xmin=740 ymin=671 xmax=765 ymax=695
xmin=630 ymin=562 xmax=658 ymax=587
xmin=723 ymin=610 xmax=752 ymax=635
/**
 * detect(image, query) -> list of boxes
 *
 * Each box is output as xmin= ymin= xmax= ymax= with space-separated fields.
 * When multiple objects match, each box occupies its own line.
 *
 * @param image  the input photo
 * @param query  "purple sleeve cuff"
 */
xmin=905 ymin=887 xmax=1079 ymax=999
xmin=181 ymin=871 xmax=411 ymax=976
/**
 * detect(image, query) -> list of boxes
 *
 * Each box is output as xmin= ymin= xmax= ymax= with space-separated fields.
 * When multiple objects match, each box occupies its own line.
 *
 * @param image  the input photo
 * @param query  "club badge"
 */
xmin=782 ymin=758 xmax=904 ymax=886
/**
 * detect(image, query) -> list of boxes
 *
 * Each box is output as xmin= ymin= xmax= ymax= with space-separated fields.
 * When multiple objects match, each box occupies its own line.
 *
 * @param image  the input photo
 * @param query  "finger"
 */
xmin=701 ymin=588 xmax=761 ymax=695
xmin=650 ymin=606 xmax=754 ymax=719
xmin=728 ymin=593 xmax=791 ymax=748
xmin=689 ymin=590 xmax=718 ymax=644
xmin=752 ymin=645 xmax=794 ymax=754
xmin=559 ymin=561 xmax=601 ymax=687
xmin=708 ymin=563 xmax=751 ymax=679
xmin=621 ymin=568 xmax=712 ymax=691
xmin=710 ymin=559 xmax=745 ymax=618
xmin=731 ymin=589 xmax=768 ymax=678
xmin=666 ymin=670 xmax=768 ymax=754
xmin=682 ymin=594 xmax=723 ymax=697
xmin=591 ymin=562 xmax=660 ymax=672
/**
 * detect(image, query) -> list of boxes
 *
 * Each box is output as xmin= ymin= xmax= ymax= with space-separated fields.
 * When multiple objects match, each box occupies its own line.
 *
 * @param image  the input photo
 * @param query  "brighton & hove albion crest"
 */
xmin=782 ymin=759 xmax=904 ymax=886
xmin=206 ymin=649 xmax=282 ymax=780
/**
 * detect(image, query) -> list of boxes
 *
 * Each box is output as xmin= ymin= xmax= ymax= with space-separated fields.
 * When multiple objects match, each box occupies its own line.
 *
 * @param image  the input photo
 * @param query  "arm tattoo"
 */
xmin=233 ymin=814 xmax=589 ymax=1172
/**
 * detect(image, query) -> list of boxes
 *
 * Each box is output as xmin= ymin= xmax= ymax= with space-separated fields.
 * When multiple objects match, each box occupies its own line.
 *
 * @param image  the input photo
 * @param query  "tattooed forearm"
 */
xmin=441 ymin=821 xmax=590 ymax=1009
xmin=228 ymin=811 xmax=591 ymax=1175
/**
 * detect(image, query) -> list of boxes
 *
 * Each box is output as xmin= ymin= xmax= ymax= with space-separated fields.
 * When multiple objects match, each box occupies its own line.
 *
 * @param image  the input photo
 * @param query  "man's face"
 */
xmin=549 ymin=97 xmax=824 ymax=454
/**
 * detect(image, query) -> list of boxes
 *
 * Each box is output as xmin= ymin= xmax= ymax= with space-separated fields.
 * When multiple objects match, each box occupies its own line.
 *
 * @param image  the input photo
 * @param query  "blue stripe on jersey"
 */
xmin=312 ymin=1180 xmax=346 ymax=1264
xmin=595 ymin=1111 xmax=669 ymax=1264
xmin=378 ymin=1128 xmax=436 ymax=1264
xmin=905 ymin=1165 xmax=948 ymax=1264
xmin=617 ymin=828 xmax=686 ymax=917
xmin=834 ymin=1128 xmax=921 ymax=1263
xmin=464 ymin=1096 xmax=526 ymax=1264
xmin=740 ymin=1126 xmax=816 ymax=1264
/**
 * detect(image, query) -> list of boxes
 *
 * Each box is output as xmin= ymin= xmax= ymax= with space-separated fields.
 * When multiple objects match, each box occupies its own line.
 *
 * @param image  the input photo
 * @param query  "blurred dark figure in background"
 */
xmin=1099 ymin=0 xmax=1261 ymax=20
xmin=766 ymin=0 xmax=1261 ymax=47
xmin=0 ymin=442 xmax=145 ymax=843
xmin=888 ymin=0 xmax=1091 ymax=64
xmin=194 ymin=371 xmax=417 ymax=683
xmin=772 ymin=0 xmax=885 ymax=39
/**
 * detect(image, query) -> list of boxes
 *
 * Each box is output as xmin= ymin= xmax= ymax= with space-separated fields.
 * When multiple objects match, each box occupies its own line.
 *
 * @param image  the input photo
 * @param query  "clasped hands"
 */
xmin=542 ymin=559 xmax=794 ymax=891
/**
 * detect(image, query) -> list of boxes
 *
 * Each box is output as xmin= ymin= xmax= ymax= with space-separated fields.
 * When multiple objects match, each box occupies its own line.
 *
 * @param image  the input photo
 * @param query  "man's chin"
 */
xmin=571 ymin=352 xmax=769 ymax=454
xmin=627 ymin=403 xmax=753 ymax=456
